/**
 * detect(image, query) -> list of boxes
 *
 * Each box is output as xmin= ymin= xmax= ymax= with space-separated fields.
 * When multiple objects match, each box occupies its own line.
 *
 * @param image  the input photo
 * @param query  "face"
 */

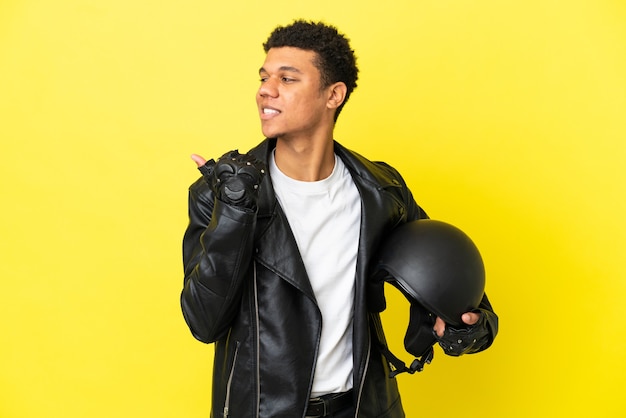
xmin=256 ymin=47 xmax=334 ymax=140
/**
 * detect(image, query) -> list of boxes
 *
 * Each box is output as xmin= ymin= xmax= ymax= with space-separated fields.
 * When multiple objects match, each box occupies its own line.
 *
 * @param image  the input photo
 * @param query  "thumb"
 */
xmin=462 ymin=312 xmax=480 ymax=326
xmin=190 ymin=154 xmax=207 ymax=167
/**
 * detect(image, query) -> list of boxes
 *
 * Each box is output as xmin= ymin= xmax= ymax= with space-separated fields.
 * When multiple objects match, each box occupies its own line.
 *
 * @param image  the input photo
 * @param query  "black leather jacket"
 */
xmin=181 ymin=139 xmax=496 ymax=417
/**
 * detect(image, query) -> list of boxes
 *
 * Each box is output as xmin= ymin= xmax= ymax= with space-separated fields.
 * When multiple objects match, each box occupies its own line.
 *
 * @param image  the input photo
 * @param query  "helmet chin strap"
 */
xmin=370 ymin=297 xmax=437 ymax=378
xmin=380 ymin=344 xmax=434 ymax=378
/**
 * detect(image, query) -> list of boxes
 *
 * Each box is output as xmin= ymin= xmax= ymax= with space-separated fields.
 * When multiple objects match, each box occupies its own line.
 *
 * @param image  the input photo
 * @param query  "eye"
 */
xmin=281 ymin=77 xmax=295 ymax=83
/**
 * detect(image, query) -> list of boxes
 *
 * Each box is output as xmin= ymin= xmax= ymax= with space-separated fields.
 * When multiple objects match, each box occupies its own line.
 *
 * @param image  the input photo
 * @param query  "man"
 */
xmin=181 ymin=20 xmax=498 ymax=418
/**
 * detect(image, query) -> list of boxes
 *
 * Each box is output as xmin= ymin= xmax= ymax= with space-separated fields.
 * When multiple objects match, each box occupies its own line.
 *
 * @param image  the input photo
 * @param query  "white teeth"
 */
xmin=263 ymin=108 xmax=279 ymax=114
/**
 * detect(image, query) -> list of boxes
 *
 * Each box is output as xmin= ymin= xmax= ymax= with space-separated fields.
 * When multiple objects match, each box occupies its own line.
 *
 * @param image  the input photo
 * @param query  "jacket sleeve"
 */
xmin=180 ymin=177 xmax=257 ymax=343
xmin=473 ymin=292 xmax=499 ymax=352
xmin=401 ymin=181 xmax=429 ymax=222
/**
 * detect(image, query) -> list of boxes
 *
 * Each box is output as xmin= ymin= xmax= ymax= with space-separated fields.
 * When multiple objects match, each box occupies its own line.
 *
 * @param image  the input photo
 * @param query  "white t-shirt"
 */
xmin=270 ymin=151 xmax=361 ymax=397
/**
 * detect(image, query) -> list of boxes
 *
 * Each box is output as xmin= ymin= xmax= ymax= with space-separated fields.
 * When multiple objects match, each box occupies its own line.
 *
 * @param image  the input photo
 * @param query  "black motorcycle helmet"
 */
xmin=377 ymin=219 xmax=485 ymax=326
xmin=372 ymin=219 xmax=486 ymax=375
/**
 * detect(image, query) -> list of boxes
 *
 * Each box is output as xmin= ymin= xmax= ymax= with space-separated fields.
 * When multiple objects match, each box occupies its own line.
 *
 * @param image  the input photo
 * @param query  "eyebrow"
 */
xmin=259 ymin=66 xmax=303 ymax=74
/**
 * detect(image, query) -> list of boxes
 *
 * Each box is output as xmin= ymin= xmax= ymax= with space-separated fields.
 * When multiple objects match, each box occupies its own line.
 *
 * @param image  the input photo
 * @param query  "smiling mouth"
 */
xmin=262 ymin=108 xmax=280 ymax=115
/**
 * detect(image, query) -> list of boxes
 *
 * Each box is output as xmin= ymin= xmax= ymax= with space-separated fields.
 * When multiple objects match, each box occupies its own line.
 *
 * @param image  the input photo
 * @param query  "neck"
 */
xmin=274 ymin=132 xmax=336 ymax=181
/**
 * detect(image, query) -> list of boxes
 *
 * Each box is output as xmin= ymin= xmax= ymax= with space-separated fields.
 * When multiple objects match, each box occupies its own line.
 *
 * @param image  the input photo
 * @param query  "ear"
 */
xmin=326 ymin=82 xmax=348 ymax=111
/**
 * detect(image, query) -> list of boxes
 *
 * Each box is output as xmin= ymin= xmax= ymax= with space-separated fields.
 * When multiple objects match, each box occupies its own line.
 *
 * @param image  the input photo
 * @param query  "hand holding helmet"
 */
xmin=434 ymin=311 xmax=491 ymax=356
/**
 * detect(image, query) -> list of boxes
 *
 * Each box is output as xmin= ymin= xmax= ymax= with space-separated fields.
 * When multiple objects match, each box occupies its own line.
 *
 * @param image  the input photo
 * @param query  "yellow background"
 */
xmin=1 ymin=0 xmax=625 ymax=417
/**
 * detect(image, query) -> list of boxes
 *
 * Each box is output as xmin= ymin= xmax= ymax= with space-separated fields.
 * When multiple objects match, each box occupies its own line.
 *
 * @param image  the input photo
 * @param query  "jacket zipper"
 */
xmin=224 ymin=262 xmax=260 ymax=418
xmin=223 ymin=341 xmax=240 ymax=418
xmin=354 ymin=332 xmax=371 ymax=417
xmin=253 ymin=261 xmax=261 ymax=417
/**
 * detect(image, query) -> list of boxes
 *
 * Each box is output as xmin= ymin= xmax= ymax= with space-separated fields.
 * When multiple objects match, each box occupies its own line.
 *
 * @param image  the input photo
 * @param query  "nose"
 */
xmin=257 ymin=77 xmax=279 ymax=98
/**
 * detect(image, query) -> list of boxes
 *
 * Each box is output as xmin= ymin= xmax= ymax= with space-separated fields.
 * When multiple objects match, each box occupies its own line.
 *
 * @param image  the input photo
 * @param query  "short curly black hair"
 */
xmin=263 ymin=20 xmax=359 ymax=121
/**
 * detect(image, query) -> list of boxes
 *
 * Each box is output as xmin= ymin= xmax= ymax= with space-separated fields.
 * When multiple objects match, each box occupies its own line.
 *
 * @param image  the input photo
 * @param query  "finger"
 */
xmin=191 ymin=154 xmax=207 ymax=167
xmin=461 ymin=312 xmax=480 ymax=326
xmin=433 ymin=317 xmax=446 ymax=337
